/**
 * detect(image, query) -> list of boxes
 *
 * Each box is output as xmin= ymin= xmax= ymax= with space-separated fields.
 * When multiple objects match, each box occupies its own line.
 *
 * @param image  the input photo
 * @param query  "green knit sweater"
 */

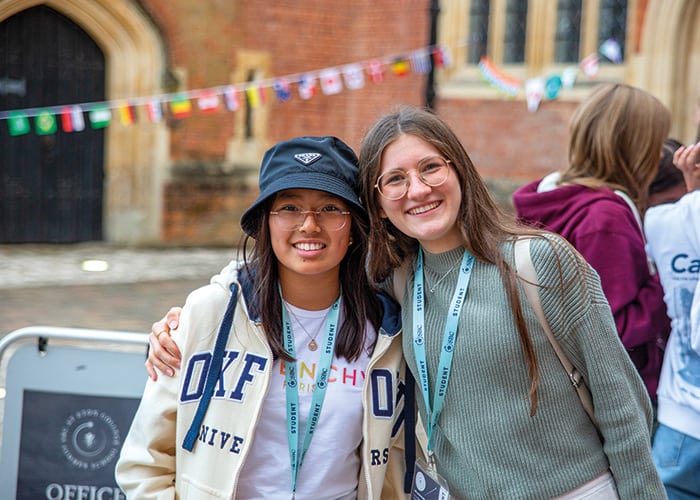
xmin=397 ymin=235 xmax=664 ymax=499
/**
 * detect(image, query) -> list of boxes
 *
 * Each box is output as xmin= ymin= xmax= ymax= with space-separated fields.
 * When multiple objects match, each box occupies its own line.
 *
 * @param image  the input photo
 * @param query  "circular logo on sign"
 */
xmin=60 ymin=409 xmax=121 ymax=470
xmin=415 ymin=471 xmax=426 ymax=491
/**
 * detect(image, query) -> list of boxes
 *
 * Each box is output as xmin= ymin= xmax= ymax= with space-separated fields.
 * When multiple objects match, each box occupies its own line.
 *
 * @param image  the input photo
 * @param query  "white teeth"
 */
xmin=408 ymin=201 xmax=439 ymax=215
xmin=295 ymin=242 xmax=325 ymax=251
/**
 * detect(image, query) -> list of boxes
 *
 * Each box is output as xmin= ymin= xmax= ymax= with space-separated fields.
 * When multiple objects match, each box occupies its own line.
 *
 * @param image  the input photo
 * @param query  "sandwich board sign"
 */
xmin=0 ymin=327 xmax=149 ymax=499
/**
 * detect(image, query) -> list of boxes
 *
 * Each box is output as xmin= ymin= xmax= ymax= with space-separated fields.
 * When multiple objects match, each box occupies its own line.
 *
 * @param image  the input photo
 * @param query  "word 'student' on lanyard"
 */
xmin=413 ymin=247 xmax=474 ymax=464
xmin=279 ymin=285 xmax=341 ymax=496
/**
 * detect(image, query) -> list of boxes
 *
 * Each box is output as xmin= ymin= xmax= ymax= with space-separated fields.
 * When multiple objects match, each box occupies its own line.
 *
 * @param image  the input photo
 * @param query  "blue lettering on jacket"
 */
xmin=180 ymin=349 xmax=268 ymax=403
xmin=198 ymin=424 xmax=245 ymax=454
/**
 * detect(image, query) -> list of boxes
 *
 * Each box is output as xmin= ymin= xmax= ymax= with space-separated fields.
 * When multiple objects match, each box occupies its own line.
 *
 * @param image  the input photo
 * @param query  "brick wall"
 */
xmin=144 ymin=1 xmax=580 ymax=245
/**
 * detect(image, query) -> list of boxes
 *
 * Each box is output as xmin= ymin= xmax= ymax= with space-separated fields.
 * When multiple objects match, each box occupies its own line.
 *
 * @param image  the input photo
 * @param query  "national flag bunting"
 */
xmin=245 ymin=85 xmax=262 ymax=108
xmin=367 ymin=60 xmax=384 ymax=84
xmin=432 ymin=45 xmax=452 ymax=68
xmin=410 ymin=48 xmax=432 ymax=74
xmin=35 ymin=110 xmax=57 ymax=135
xmin=223 ymin=86 xmax=241 ymax=111
xmin=170 ymin=95 xmax=192 ymax=119
xmin=342 ymin=64 xmax=365 ymax=90
xmin=61 ymin=106 xmax=85 ymax=132
xmin=7 ymin=111 xmax=30 ymax=136
xmin=89 ymin=106 xmax=111 ymax=129
xmin=298 ymin=74 xmax=317 ymax=100
xmin=118 ymin=102 xmax=137 ymax=125
xmin=146 ymin=99 xmax=163 ymax=123
xmin=390 ymin=58 xmax=410 ymax=77
xmin=197 ymin=90 xmax=220 ymax=113
xmin=273 ymin=78 xmax=292 ymax=102
xmin=319 ymin=68 xmax=343 ymax=95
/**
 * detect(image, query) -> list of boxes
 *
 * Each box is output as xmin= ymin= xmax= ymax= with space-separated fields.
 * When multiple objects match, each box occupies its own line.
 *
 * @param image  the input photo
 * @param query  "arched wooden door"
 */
xmin=0 ymin=5 xmax=105 ymax=243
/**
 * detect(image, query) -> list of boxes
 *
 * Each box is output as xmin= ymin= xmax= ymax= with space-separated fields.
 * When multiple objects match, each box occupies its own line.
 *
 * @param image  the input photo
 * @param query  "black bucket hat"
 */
xmin=240 ymin=136 xmax=366 ymax=236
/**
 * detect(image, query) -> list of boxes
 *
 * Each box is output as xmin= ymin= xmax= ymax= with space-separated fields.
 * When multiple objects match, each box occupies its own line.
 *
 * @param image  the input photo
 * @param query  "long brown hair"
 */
xmin=562 ymin=83 xmax=671 ymax=214
xmin=241 ymin=197 xmax=382 ymax=363
xmin=358 ymin=105 xmax=546 ymax=414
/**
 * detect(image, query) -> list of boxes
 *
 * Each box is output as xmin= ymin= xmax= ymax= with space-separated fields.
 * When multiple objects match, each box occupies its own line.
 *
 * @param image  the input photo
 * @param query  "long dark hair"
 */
xmin=241 ymin=197 xmax=382 ymax=363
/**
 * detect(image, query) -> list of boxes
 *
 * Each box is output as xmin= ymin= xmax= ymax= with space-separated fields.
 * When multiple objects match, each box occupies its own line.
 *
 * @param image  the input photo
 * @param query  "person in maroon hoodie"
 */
xmin=513 ymin=83 xmax=672 ymax=403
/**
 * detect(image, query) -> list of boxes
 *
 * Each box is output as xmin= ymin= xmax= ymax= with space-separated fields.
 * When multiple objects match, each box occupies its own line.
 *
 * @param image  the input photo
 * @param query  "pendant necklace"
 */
xmin=426 ymin=266 xmax=457 ymax=293
xmin=283 ymin=303 xmax=330 ymax=351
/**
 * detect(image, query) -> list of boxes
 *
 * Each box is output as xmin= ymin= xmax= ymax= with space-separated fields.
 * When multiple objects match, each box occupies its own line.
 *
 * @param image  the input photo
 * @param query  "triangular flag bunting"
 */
xmin=599 ymin=38 xmax=622 ymax=63
xmin=580 ymin=53 xmax=599 ymax=78
xmin=525 ymin=78 xmax=545 ymax=112
xmin=478 ymin=56 xmax=521 ymax=96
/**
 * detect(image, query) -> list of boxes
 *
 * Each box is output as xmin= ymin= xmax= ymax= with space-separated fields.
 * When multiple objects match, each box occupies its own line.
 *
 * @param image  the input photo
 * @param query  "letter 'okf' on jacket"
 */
xmin=115 ymin=263 xmax=416 ymax=499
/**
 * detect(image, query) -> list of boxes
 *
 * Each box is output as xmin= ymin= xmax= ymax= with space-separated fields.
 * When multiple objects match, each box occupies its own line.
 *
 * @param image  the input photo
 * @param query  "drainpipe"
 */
xmin=425 ymin=0 xmax=440 ymax=110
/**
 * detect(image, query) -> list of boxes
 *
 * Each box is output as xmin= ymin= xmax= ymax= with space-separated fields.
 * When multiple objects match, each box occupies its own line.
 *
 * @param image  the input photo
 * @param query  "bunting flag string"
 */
xmin=477 ymin=38 xmax=622 ymax=111
xmin=0 ymin=38 xmax=623 ymax=136
xmin=0 ymin=43 xmax=453 ymax=136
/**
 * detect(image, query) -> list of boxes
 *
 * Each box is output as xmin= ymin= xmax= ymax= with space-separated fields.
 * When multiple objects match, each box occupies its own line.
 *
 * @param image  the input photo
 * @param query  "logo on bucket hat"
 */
xmin=294 ymin=152 xmax=322 ymax=165
xmin=240 ymin=136 xmax=366 ymax=236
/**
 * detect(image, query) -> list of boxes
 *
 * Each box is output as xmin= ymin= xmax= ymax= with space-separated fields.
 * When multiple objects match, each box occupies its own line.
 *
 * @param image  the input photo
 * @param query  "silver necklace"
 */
xmin=425 ymin=266 xmax=456 ymax=293
xmin=284 ymin=303 xmax=329 ymax=351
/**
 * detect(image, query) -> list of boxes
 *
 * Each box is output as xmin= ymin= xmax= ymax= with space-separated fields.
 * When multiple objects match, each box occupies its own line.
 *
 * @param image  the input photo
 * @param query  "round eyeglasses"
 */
xmin=269 ymin=206 xmax=351 ymax=231
xmin=374 ymin=157 xmax=451 ymax=200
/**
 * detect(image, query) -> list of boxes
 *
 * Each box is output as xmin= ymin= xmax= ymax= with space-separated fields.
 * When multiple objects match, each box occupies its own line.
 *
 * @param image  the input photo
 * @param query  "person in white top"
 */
xmin=645 ymin=141 xmax=700 ymax=498
xmin=115 ymin=136 xmax=413 ymax=499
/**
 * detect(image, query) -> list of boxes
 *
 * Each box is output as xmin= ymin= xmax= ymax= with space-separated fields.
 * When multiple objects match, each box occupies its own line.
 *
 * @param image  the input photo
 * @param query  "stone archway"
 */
xmin=0 ymin=0 xmax=168 ymax=244
xmin=639 ymin=0 xmax=700 ymax=144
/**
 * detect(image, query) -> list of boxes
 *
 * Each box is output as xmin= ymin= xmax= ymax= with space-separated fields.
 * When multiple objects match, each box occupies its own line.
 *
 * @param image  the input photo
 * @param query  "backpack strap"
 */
xmin=514 ymin=237 xmax=597 ymax=427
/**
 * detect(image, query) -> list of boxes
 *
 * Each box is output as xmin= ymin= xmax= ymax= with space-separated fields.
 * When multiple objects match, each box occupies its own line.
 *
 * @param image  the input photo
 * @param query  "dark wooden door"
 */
xmin=0 ymin=6 xmax=106 ymax=242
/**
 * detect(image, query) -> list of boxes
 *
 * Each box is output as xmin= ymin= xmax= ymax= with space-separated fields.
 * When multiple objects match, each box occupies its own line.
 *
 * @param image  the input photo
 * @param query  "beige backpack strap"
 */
xmin=514 ymin=237 xmax=597 ymax=426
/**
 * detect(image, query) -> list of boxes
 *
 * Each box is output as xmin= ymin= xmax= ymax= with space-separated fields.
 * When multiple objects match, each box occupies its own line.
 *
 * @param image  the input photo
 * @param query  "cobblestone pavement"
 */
xmin=0 ymin=244 xmax=240 ymax=336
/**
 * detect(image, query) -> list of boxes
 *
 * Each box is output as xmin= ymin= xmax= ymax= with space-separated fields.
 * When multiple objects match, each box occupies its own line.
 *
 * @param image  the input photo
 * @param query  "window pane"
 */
xmin=598 ymin=0 xmax=627 ymax=62
xmin=468 ymin=0 xmax=490 ymax=64
xmin=555 ymin=0 xmax=582 ymax=63
xmin=503 ymin=0 xmax=528 ymax=63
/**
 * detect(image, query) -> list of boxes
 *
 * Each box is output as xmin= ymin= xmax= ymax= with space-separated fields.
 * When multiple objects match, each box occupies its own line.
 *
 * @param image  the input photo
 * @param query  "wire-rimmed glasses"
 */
xmin=374 ymin=157 xmax=451 ymax=200
xmin=269 ymin=206 xmax=351 ymax=231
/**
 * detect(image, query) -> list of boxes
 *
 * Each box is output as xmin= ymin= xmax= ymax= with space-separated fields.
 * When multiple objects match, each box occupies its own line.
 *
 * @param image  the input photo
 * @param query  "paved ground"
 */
xmin=0 ymin=243 xmax=240 ymax=336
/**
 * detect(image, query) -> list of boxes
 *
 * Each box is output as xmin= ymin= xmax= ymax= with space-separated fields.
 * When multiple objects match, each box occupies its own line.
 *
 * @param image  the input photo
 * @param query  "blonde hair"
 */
xmin=562 ymin=83 xmax=671 ymax=212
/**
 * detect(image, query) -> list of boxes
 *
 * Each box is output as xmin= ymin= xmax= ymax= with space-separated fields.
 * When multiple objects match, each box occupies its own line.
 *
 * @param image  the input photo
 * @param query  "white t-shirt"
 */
xmin=236 ymin=303 xmax=376 ymax=499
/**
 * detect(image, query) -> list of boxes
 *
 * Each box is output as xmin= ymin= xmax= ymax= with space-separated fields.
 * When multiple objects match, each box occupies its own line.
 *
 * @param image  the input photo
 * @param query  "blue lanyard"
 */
xmin=280 ymin=291 xmax=341 ymax=494
xmin=413 ymin=248 xmax=474 ymax=454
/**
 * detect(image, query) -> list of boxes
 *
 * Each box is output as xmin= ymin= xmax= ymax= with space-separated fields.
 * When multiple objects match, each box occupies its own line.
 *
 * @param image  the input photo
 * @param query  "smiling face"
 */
xmin=377 ymin=134 xmax=464 ymax=253
xmin=269 ymin=188 xmax=352 ymax=283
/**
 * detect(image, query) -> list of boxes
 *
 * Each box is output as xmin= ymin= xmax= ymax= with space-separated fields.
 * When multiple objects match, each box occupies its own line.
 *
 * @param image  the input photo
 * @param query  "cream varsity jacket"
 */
xmin=115 ymin=263 xmax=414 ymax=499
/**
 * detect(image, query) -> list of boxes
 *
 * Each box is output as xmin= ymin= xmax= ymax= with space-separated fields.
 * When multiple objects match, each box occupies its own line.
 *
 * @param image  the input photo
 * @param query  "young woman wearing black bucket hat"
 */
xmin=116 ymin=136 xmax=415 ymax=499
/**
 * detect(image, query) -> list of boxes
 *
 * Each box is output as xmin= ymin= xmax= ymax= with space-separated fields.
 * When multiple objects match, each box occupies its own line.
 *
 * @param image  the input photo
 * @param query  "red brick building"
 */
xmin=1 ymin=1 xmax=697 ymax=245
